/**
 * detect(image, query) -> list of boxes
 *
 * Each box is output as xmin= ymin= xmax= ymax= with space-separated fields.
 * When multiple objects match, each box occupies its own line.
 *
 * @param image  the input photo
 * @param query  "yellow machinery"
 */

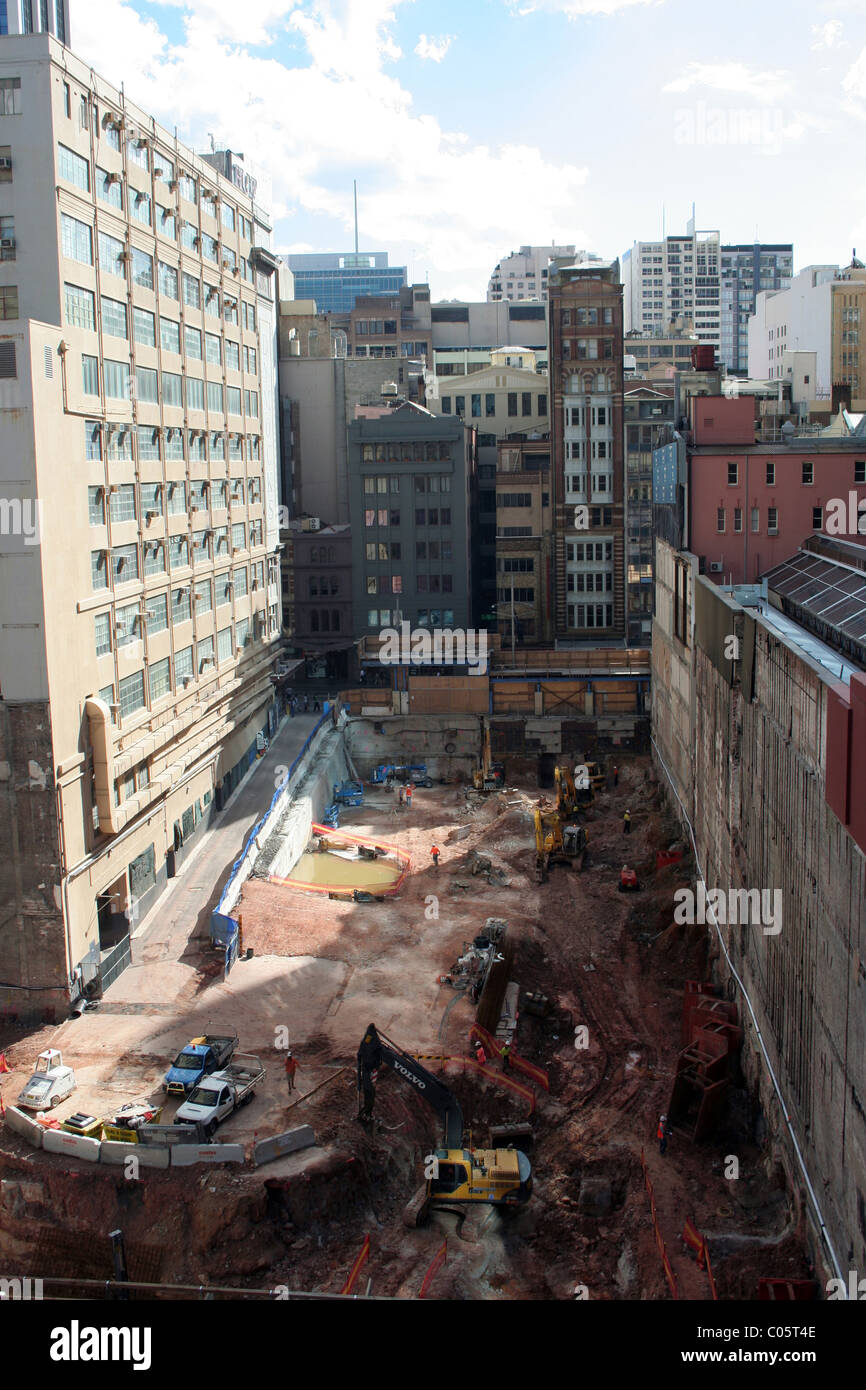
xmin=357 ymin=1024 xmax=532 ymax=1225
xmin=534 ymin=808 xmax=587 ymax=883
xmin=473 ymin=716 xmax=505 ymax=792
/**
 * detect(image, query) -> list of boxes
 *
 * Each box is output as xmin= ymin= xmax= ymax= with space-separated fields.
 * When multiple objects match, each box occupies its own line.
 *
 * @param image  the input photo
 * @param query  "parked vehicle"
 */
xmin=16 ymin=1050 xmax=76 ymax=1111
xmin=370 ymin=763 xmax=433 ymax=788
xmin=163 ymin=1034 xmax=238 ymax=1096
xmin=173 ymin=1055 xmax=265 ymax=1138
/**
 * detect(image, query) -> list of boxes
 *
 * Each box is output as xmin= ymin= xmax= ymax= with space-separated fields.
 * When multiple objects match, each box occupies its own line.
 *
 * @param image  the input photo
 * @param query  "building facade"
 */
xmin=548 ymin=256 xmax=626 ymax=642
xmin=431 ymin=298 xmax=548 ymax=377
xmin=0 ymin=0 xmax=69 ymax=40
xmin=720 ymin=242 xmax=792 ymax=375
xmin=685 ymin=396 xmax=866 ymax=584
xmin=289 ymin=524 xmax=356 ymax=680
xmin=280 ymin=251 xmax=406 ymax=315
xmin=0 ymin=33 xmax=282 ymax=1016
xmin=622 ymin=219 xmax=721 ymax=352
xmin=487 ymin=244 xmax=581 ymax=302
xmin=495 ymin=437 xmax=553 ymax=646
xmin=748 ymin=258 xmax=866 ymax=408
xmin=625 ymin=381 xmax=674 ymax=645
xmin=347 ymin=403 xmax=476 ymax=640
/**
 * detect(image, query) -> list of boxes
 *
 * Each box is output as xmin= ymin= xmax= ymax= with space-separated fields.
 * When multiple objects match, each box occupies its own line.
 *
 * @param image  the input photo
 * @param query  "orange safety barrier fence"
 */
xmin=413 ymin=1053 xmax=537 ymax=1115
xmin=468 ymin=1023 xmax=550 ymax=1091
xmin=640 ymin=1149 xmax=679 ymax=1300
xmin=682 ymin=1218 xmax=718 ymax=1299
xmin=419 ymin=1240 xmax=447 ymax=1299
xmin=340 ymin=1233 xmax=371 ymax=1296
xmin=268 ymin=824 xmax=412 ymax=897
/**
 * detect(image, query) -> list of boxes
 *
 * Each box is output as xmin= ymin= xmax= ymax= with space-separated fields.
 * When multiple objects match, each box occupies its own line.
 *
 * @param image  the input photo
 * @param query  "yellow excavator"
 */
xmin=473 ymin=716 xmax=505 ymax=793
xmin=534 ymin=807 xmax=587 ymax=883
xmin=357 ymin=1023 xmax=532 ymax=1226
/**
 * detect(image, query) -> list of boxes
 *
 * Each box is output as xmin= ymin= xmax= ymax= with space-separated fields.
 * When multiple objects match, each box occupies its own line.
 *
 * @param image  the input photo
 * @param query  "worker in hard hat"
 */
xmin=623 ymin=809 xmax=632 ymax=835
xmin=657 ymin=1112 xmax=670 ymax=1155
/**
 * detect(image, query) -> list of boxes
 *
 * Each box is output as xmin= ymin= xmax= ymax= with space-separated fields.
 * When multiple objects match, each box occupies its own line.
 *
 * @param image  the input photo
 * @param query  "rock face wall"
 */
xmin=651 ymin=554 xmax=866 ymax=1286
xmin=0 ymin=700 xmax=67 ymax=1022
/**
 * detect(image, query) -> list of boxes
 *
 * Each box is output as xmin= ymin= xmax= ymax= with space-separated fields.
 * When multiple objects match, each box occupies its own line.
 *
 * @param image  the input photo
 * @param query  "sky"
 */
xmin=71 ymin=0 xmax=866 ymax=301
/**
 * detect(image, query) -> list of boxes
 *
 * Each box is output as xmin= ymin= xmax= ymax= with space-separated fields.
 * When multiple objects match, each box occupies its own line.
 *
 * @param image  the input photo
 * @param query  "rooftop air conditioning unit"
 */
xmin=708 ymin=561 xmax=723 ymax=573
xmin=168 ymin=178 xmax=178 ymax=192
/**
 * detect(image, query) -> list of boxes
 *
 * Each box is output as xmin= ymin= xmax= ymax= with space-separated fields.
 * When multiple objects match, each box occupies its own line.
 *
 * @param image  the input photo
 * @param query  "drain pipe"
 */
xmin=650 ymin=733 xmax=846 ymax=1293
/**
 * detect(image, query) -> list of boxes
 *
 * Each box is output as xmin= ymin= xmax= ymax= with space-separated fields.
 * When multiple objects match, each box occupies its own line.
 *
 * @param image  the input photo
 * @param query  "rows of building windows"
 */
xmin=441 ymin=391 xmax=547 ymax=418
xmin=566 ymin=603 xmax=614 ymax=628
xmin=361 ymin=442 xmax=452 ymax=463
xmin=93 ymin=565 xmax=262 ymax=655
xmin=716 ymin=507 xmax=779 ymax=534
xmin=366 ymin=607 xmax=456 ymax=627
xmin=83 ymin=418 xmax=261 ymax=464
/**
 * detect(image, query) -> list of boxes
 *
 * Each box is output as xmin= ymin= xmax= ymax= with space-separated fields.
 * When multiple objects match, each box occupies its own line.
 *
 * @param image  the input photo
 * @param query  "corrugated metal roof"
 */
xmin=763 ymin=549 xmax=866 ymax=664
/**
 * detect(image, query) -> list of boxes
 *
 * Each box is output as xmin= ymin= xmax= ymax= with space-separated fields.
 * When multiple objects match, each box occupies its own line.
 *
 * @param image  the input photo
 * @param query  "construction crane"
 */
xmin=357 ymin=1023 xmax=532 ymax=1226
xmin=473 ymin=716 xmax=505 ymax=793
xmin=534 ymin=808 xmax=587 ymax=883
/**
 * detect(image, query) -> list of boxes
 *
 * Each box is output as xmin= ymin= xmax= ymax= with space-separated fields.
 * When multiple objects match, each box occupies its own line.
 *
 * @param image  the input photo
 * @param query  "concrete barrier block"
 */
xmin=100 ymin=1141 xmax=170 ymax=1169
xmin=253 ymin=1125 xmax=316 ymax=1167
xmin=170 ymin=1143 xmax=246 ymax=1167
xmin=42 ymin=1128 xmax=101 ymax=1163
xmin=3 ymin=1106 xmax=44 ymax=1149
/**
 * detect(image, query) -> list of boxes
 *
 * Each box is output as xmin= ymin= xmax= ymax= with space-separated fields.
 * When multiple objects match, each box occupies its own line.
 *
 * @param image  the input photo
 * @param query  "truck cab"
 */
xmin=16 ymin=1049 xmax=76 ymax=1111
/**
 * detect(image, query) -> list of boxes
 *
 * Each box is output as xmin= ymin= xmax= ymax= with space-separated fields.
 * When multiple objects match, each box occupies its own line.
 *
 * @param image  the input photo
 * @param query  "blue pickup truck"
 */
xmin=163 ymin=1034 xmax=239 ymax=1097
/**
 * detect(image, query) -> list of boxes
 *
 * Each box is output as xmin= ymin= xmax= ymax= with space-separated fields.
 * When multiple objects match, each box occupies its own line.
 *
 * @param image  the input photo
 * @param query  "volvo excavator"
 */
xmin=472 ymin=716 xmax=505 ymax=793
xmin=357 ymin=1023 xmax=532 ymax=1226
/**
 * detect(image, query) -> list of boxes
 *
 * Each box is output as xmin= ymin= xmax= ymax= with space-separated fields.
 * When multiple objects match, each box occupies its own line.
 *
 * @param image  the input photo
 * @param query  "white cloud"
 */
xmin=662 ymin=61 xmax=793 ymax=104
xmin=71 ymin=0 xmax=592 ymax=296
xmin=414 ymin=34 xmax=454 ymax=63
xmin=506 ymin=0 xmax=659 ymax=16
xmin=148 ymin=0 xmax=296 ymax=46
xmin=842 ymin=45 xmax=866 ymax=119
xmin=811 ymin=20 xmax=843 ymax=51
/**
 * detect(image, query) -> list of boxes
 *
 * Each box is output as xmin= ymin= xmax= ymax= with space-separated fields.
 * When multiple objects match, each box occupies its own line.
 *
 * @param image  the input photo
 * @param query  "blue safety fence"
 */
xmin=210 ymin=712 xmax=331 ymax=955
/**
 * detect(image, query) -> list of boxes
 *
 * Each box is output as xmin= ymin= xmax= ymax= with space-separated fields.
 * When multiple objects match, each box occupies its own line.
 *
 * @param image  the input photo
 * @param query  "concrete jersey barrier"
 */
xmin=42 ymin=1128 xmax=101 ymax=1163
xmin=100 ymin=1141 xmax=170 ymax=1169
xmin=253 ymin=1125 xmax=316 ymax=1167
xmin=3 ymin=1106 xmax=45 ymax=1148
xmin=170 ymin=1143 xmax=246 ymax=1166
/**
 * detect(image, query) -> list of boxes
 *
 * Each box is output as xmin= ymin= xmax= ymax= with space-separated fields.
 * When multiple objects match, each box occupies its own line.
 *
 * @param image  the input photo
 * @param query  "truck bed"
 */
xmin=218 ymin=1054 xmax=265 ymax=1088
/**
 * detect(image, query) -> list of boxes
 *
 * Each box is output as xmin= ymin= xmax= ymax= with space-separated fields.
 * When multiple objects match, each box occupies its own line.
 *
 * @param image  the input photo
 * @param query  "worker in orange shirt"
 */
xmin=473 ymin=1039 xmax=487 ymax=1067
xmin=431 ymin=845 xmax=440 ymax=870
xmin=285 ymin=1051 xmax=299 ymax=1096
xmin=405 ymin=783 xmax=414 ymax=808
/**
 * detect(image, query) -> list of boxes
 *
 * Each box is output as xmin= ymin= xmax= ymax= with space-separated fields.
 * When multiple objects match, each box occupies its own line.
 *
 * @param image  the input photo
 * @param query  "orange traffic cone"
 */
xmin=0 ymin=1053 xmax=9 ymax=1073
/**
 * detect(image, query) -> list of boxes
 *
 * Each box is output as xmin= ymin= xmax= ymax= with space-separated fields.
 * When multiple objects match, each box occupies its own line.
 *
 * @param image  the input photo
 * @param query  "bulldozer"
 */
xmin=534 ymin=808 xmax=587 ymax=883
xmin=357 ymin=1024 xmax=532 ymax=1226
xmin=472 ymin=716 xmax=505 ymax=793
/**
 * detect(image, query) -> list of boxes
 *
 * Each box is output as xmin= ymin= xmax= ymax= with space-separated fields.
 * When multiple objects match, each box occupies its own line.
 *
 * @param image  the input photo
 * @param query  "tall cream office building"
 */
xmin=0 ymin=24 xmax=283 ymax=1016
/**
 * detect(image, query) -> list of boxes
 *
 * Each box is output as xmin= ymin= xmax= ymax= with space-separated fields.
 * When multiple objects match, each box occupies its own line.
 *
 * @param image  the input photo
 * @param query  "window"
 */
xmin=0 ymin=284 xmax=17 ymax=320
xmin=115 ymin=601 xmax=140 ymax=647
xmin=101 ymin=295 xmax=127 ymax=339
xmin=135 ymin=366 xmax=158 ymax=403
xmin=441 ymin=397 xmax=451 ymax=415
xmin=103 ymin=359 xmax=130 ymax=399
xmin=95 ymin=611 xmax=112 ymax=657
xmin=538 ymin=393 xmax=547 ymax=415
xmin=195 ymin=579 xmax=212 ymax=615
xmin=765 ymin=462 xmax=775 ymax=486
xmin=131 ymin=248 xmax=153 ymax=289
xmin=205 ymin=286 xmax=221 ymax=319
xmin=169 ymin=536 xmax=188 ymax=570
xmin=65 ymin=283 xmax=95 ymax=330
xmin=235 ymin=616 xmax=250 ymax=650
xmin=184 ymin=324 xmax=202 ymax=360
xmin=85 ymin=419 xmax=102 ymax=460
xmin=717 ymin=508 xmax=726 ymax=533
xmin=226 ymin=386 xmax=242 ymax=415
xmin=812 ymin=506 xmax=823 ymax=530
xmin=201 ymin=232 xmax=218 ymax=263
xmin=57 ymin=142 xmax=89 ymax=190
xmin=218 ymin=627 xmax=233 ymax=663
xmin=179 ymin=172 xmax=197 ymax=203
xmin=751 ymin=507 xmax=760 ymax=533
xmin=157 ymin=206 xmax=176 ymax=239
xmin=163 ymin=371 xmax=182 ymax=407
xmin=226 ymin=339 xmax=240 ymax=371
xmin=149 ymin=657 xmax=171 ymax=703
xmin=802 ymin=462 xmax=814 ymax=485
xmin=172 ymin=587 xmax=191 ymax=623
xmin=174 ymin=645 xmax=193 ymax=684
xmin=224 ymin=297 xmax=238 ymax=326
xmin=112 ymin=543 xmax=138 ymax=581
xmin=118 ymin=670 xmax=145 ymax=718
xmin=141 ymin=479 xmax=163 ymax=514
xmin=244 ymin=345 xmax=257 ymax=374
xmin=110 ymin=483 xmax=136 ymax=523
xmin=182 ymin=272 xmax=201 ymax=309
xmin=98 ymin=231 xmax=125 ymax=277
xmin=61 ymin=213 xmax=92 ymax=265
xmin=856 ymin=461 xmax=866 ymax=484
xmin=522 ymin=392 xmax=532 ymax=416
xmin=767 ymin=507 xmax=778 ymax=534
xmin=206 ymin=333 xmax=222 ymax=365
xmin=234 ymin=566 xmax=248 ymax=597
xmin=131 ymin=190 xmax=151 ymax=227
xmin=165 ymin=427 xmax=184 ymax=460
xmin=207 ymin=381 xmax=224 ymax=413
xmin=734 ymin=507 xmax=743 ymax=532
xmin=133 ymin=307 xmax=156 ymax=347
xmin=186 ymin=377 xmax=204 ymax=411
xmin=507 ymin=393 xmax=518 ymax=417
xmin=232 ymin=522 xmax=246 ymax=551
xmin=158 ymin=261 xmax=178 ymax=300
xmin=243 ymin=301 xmax=256 ymax=331
xmin=87 ymin=485 xmax=105 ymax=525
xmin=166 ymin=481 xmax=186 ymax=517
xmin=244 ymin=389 xmax=258 ymax=418
xmin=144 ymin=595 xmax=169 ymax=645
xmin=727 ymin=462 xmax=738 ymax=485
xmin=95 ymin=165 xmax=123 ymax=210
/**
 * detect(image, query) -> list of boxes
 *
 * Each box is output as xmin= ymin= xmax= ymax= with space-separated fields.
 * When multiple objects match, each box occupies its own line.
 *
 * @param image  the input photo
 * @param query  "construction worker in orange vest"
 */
xmin=431 ymin=845 xmax=440 ymax=870
xmin=473 ymin=1039 xmax=487 ymax=1067
xmin=657 ymin=1112 xmax=670 ymax=1155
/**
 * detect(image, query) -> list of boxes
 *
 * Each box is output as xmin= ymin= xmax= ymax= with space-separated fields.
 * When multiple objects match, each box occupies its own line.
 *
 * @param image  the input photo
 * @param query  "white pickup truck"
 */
xmin=172 ymin=1054 xmax=265 ymax=1139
